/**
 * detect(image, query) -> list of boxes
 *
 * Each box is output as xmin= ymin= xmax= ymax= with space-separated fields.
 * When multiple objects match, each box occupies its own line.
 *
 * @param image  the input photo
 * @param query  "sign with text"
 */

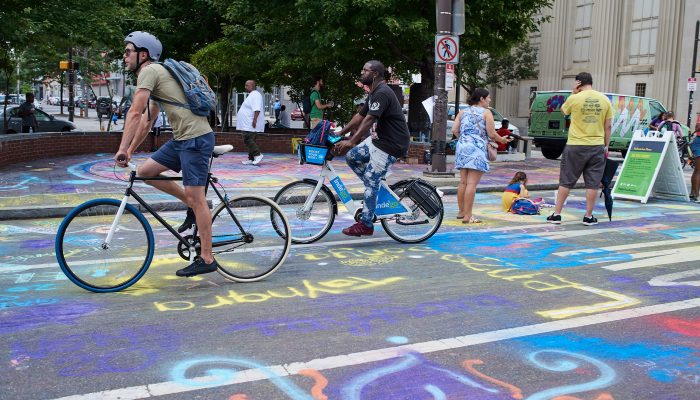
xmin=613 ymin=130 xmax=688 ymax=203
xmin=688 ymin=77 xmax=697 ymax=91
xmin=435 ymin=35 xmax=459 ymax=64
xmin=446 ymin=64 xmax=454 ymax=89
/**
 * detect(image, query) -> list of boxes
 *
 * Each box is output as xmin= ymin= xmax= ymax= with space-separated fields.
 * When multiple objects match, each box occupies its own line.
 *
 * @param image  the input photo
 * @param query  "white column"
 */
xmin=653 ymin=0 xmax=684 ymax=109
xmin=589 ymin=0 xmax=623 ymax=92
xmin=538 ymin=1 xmax=569 ymax=90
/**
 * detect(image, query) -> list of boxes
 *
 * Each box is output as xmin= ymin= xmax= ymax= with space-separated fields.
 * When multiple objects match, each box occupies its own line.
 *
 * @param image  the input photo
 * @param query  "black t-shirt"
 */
xmin=360 ymin=82 xmax=410 ymax=158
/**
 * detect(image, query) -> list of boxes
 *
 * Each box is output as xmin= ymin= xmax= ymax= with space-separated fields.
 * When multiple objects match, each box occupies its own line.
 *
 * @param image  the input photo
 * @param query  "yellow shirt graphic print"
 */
xmin=561 ymin=90 xmax=613 ymax=146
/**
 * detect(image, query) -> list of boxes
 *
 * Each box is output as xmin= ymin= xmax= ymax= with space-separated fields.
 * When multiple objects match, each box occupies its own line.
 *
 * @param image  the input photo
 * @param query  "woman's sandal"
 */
xmin=456 ymin=215 xmax=464 ymax=219
xmin=462 ymin=217 xmax=482 ymax=224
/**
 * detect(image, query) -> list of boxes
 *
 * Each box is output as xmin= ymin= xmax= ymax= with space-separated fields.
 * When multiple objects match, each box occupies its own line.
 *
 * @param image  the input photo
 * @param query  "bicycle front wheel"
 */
xmin=381 ymin=180 xmax=443 ymax=243
xmin=55 ymin=199 xmax=154 ymax=292
xmin=211 ymin=195 xmax=291 ymax=282
xmin=274 ymin=180 xmax=335 ymax=244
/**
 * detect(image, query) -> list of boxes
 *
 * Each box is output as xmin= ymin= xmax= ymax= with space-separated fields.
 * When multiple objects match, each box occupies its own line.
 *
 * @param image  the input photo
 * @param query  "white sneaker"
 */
xmin=242 ymin=160 xmax=253 ymax=165
xmin=252 ymin=154 xmax=264 ymax=165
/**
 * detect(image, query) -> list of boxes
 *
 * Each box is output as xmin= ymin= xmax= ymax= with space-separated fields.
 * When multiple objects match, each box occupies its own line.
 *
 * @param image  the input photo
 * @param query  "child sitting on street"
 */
xmin=502 ymin=171 xmax=529 ymax=212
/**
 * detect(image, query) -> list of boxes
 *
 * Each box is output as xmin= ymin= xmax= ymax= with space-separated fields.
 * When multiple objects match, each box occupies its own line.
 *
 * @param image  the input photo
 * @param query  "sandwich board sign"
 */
xmin=612 ymin=130 xmax=689 ymax=203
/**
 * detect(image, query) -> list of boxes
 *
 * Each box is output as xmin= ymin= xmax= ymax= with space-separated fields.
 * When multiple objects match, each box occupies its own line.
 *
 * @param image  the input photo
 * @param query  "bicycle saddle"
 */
xmin=213 ymin=145 xmax=234 ymax=157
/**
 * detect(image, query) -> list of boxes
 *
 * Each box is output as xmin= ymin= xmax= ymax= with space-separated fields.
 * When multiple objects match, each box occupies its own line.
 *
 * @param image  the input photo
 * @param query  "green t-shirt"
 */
xmin=137 ymin=64 xmax=211 ymax=141
xmin=309 ymin=90 xmax=322 ymax=119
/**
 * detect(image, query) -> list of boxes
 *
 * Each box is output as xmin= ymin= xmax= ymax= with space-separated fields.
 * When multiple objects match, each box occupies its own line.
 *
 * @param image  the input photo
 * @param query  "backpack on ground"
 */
xmin=510 ymin=198 xmax=540 ymax=215
xmin=152 ymin=58 xmax=217 ymax=117
xmin=304 ymin=120 xmax=334 ymax=146
xmin=301 ymin=90 xmax=318 ymax=115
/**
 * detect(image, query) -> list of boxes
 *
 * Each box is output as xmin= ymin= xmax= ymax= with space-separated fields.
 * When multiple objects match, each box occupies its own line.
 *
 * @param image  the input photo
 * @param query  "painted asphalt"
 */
xmin=0 ymin=150 xmax=571 ymax=219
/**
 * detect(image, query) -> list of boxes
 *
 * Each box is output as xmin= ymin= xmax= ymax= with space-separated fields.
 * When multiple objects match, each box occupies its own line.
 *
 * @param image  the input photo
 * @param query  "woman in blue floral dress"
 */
xmin=452 ymin=88 xmax=511 ymax=224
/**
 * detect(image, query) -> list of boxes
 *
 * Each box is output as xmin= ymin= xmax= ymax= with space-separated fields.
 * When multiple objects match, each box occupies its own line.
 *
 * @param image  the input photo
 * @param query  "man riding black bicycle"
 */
xmin=114 ymin=31 xmax=219 ymax=277
xmin=333 ymin=60 xmax=410 ymax=237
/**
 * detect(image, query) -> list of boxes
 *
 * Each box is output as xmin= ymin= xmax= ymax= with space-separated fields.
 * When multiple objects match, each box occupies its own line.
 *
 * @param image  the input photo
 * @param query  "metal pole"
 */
xmin=68 ymin=48 xmax=75 ymax=122
xmin=430 ymin=0 xmax=452 ymax=173
xmin=688 ymin=20 xmax=699 ymax=127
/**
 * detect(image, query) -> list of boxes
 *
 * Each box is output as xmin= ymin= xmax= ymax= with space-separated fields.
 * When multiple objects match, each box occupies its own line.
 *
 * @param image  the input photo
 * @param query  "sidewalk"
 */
xmin=0 ymin=150 xmax=577 ymax=220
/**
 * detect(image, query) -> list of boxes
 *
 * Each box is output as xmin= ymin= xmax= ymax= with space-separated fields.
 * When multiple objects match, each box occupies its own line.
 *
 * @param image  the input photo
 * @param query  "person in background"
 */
xmin=690 ymin=121 xmax=700 ymax=201
xmin=547 ymin=72 xmax=613 ymax=226
xmin=273 ymin=98 xmax=281 ymax=124
xmin=452 ymin=88 xmax=511 ymax=224
xmin=18 ymin=93 xmax=39 ymax=133
xmin=502 ymin=171 xmax=529 ymax=212
xmin=649 ymin=111 xmax=665 ymax=131
xmin=237 ymin=80 xmax=265 ymax=165
xmin=309 ymin=77 xmax=334 ymax=129
xmin=279 ymin=104 xmax=292 ymax=128
xmin=495 ymin=119 xmax=518 ymax=153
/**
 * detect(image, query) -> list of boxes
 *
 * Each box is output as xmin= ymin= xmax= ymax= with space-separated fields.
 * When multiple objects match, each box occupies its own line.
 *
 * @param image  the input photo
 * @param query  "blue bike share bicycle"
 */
xmin=274 ymin=137 xmax=444 ymax=244
xmin=55 ymin=145 xmax=291 ymax=293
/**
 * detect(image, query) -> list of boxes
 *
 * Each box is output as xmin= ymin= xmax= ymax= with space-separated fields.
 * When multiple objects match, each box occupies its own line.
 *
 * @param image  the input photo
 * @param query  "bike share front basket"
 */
xmin=405 ymin=180 xmax=441 ymax=218
xmin=298 ymin=143 xmax=333 ymax=165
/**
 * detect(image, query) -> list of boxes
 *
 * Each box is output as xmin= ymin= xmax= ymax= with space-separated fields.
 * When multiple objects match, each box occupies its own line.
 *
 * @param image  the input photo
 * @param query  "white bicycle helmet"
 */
xmin=124 ymin=31 xmax=162 ymax=61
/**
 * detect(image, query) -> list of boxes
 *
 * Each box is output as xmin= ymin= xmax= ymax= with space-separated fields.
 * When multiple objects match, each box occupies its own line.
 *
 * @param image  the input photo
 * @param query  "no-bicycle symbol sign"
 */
xmin=435 ymin=35 xmax=459 ymax=64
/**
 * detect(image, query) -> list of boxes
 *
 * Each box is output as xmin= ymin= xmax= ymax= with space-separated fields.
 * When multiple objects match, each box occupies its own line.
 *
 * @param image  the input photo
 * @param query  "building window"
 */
xmin=635 ymin=83 xmax=647 ymax=97
xmin=573 ymin=0 xmax=593 ymax=63
xmin=629 ymin=0 xmax=659 ymax=65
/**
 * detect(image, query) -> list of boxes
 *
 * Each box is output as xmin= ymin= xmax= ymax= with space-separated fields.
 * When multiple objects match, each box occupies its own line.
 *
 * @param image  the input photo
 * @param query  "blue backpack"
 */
xmin=510 ymin=198 xmax=540 ymax=215
xmin=304 ymin=120 xmax=334 ymax=146
xmin=152 ymin=59 xmax=217 ymax=117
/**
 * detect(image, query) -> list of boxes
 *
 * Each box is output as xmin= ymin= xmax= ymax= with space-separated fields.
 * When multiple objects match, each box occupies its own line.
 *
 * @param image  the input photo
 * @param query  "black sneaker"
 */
xmin=546 ymin=213 xmax=561 ymax=224
xmin=177 ymin=208 xmax=196 ymax=233
xmin=582 ymin=215 xmax=598 ymax=226
xmin=176 ymin=258 xmax=219 ymax=277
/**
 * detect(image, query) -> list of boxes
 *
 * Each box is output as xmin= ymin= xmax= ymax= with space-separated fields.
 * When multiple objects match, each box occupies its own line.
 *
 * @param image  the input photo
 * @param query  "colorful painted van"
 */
xmin=528 ymin=91 xmax=688 ymax=159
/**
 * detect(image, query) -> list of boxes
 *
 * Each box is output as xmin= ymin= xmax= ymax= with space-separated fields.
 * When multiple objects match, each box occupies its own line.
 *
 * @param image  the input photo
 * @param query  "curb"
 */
xmin=0 ymin=182 xmax=584 ymax=221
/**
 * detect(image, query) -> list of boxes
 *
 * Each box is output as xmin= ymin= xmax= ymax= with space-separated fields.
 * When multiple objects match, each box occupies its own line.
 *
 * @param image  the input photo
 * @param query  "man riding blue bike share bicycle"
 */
xmin=114 ymin=31 xmax=219 ymax=277
xmin=333 ymin=60 xmax=410 ymax=237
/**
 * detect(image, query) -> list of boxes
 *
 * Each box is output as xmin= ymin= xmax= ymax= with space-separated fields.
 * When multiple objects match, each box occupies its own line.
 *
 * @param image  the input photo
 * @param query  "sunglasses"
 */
xmin=123 ymin=48 xmax=136 ymax=56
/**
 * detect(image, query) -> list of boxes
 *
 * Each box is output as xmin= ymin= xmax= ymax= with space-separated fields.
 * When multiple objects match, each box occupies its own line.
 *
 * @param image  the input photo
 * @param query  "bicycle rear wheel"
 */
xmin=55 ymin=199 xmax=154 ymax=292
xmin=381 ymin=180 xmax=443 ymax=243
xmin=274 ymin=180 xmax=335 ymax=243
xmin=211 ymin=195 xmax=291 ymax=282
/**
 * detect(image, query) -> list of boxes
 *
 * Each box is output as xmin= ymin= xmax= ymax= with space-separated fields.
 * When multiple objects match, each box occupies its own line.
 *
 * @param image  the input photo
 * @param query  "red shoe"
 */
xmin=342 ymin=222 xmax=374 ymax=237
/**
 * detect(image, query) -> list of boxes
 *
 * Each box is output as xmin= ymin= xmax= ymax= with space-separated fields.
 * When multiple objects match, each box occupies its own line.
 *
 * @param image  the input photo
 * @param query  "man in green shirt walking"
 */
xmin=309 ymin=77 xmax=334 ymax=129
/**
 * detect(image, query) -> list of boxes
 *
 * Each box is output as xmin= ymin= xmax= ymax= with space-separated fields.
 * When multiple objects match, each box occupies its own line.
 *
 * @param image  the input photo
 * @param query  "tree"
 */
xmin=210 ymin=0 xmax=552 ymax=130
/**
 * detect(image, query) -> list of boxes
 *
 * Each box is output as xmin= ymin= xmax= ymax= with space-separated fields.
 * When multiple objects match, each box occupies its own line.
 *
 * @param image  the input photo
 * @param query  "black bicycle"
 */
xmin=55 ymin=145 xmax=291 ymax=293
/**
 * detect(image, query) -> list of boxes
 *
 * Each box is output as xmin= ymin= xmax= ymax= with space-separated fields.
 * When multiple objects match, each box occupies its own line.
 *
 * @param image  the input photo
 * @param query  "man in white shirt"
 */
xmin=237 ymin=80 xmax=265 ymax=165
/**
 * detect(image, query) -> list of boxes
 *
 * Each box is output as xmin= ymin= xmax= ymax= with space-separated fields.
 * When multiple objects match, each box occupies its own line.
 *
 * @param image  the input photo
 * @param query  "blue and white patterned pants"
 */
xmin=346 ymin=137 xmax=397 ymax=227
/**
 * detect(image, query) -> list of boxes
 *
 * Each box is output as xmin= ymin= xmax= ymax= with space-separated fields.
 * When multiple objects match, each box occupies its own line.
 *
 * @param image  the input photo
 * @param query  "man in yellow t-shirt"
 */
xmin=547 ymin=72 xmax=613 ymax=226
xmin=114 ymin=31 xmax=219 ymax=278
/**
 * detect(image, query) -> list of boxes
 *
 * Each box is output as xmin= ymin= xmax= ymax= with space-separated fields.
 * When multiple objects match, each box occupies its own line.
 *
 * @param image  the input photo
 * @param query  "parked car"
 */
xmin=0 ymin=105 xmax=78 ymax=133
xmin=290 ymin=108 xmax=304 ymax=121
xmin=447 ymin=103 xmax=521 ymax=137
xmin=528 ymin=90 xmax=688 ymax=159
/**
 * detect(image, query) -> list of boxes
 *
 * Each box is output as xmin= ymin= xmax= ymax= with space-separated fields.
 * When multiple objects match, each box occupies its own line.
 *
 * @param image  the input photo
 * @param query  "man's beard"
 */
xmin=360 ymin=76 xmax=373 ymax=86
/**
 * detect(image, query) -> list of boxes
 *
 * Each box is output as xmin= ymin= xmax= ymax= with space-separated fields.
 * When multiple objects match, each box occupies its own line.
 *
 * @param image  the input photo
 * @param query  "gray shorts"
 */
xmin=559 ymin=144 xmax=606 ymax=189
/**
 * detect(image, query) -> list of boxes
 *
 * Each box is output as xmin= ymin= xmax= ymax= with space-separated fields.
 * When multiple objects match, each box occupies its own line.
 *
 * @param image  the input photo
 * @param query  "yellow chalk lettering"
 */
xmin=487 ymin=269 xmax=542 ymax=281
xmin=267 ymin=287 xmax=306 ymax=298
xmin=383 ymin=248 xmax=406 ymax=254
xmin=203 ymin=295 xmax=236 ymax=309
xmin=154 ymin=301 xmax=194 ymax=311
xmin=523 ymin=275 xmax=578 ymax=291
xmin=537 ymin=285 xmax=640 ymax=319
xmin=348 ymin=276 xmax=406 ymax=290
xmin=303 ymin=280 xmax=346 ymax=298
xmin=358 ymin=249 xmax=386 ymax=257
xmin=329 ymin=248 xmax=360 ymax=259
xmin=319 ymin=279 xmax=358 ymax=288
xmin=227 ymin=290 xmax=271 ymax=303
xmin=302 ymin=253 xmax=329 ymax=261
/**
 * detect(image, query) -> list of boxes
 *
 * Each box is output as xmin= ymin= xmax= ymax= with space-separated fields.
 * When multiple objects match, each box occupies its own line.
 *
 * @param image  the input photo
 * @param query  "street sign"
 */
xmin=435 ymin=35 xmax=459 ymax=64
xmin=688 ymin=77 xmax=697 ymax=91
xmin=446 ymin=64 xmax=455 ymax=89
xmin=59 ymin=61 xmax=69 ymax=70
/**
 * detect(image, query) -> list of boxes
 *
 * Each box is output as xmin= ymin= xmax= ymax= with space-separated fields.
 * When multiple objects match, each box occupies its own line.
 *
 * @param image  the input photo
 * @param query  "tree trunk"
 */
xmin=407 ymin=61 xmax=435 ymax=141
xmin=220 ymin=75 xmax=231 ymax=131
